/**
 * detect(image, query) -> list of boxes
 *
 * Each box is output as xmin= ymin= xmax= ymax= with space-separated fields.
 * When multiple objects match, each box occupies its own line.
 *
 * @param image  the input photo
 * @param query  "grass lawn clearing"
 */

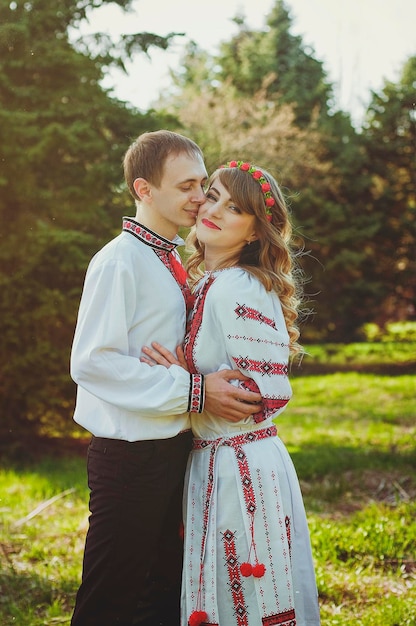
xmin=1 ymin=369 xmax=415 ymax=625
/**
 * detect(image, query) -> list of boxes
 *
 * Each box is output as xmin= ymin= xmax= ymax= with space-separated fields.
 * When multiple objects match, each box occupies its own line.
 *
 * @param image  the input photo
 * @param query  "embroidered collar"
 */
xmin=122 ymin=217 xmax=183 ymax=252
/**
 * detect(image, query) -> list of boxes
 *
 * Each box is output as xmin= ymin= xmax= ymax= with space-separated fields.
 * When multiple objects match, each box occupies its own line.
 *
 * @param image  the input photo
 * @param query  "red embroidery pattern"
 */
xmin=194 ymin=427 xmax=277 ymax=536
xmin=184 ymin=275 xmax=215 ymax=373
xmin=123 ymin=218 xmax=194 ymax=312
xmin=255 ymin=468 xmax=277 ymax=612
xmin=169 ymin=252 xmax=188 ymax=285
xmin=235 ymin=446 xmax=256 ymax=514
xmin=193 ymin=427 xmax=300 ymax=626
xmin=257 ymin=398 xmax=289 ymax=423
xmin=200 ymin=444 xmax=216 ymax=557
xmin=154 ymin=249 xmax=169 ymax=270
xmin=233 ymin=356 xmax=288 ymax=377
xmin=228 ymin=334 xmax=289 ymax=348
xmin=262 ymin=609 xmax=296 ymax=625
xmin=194 ymin=427 xmax=277 ymax=564
xmin=154 ymin=249 xmax=194 ymax=314
xmin=122 ymin=218 xmax=175 ymax=251
xmin=222 ymin=530 xmax=249 ymax=626
xmin=285 ymin=516 xmax=292 ymax=558
xmin=240 ymin=378 xmax=260 ymax=395
xmin=239 ymin=379 xmax=289 ymax=423
xmin=189 ymin=374 xmax=204 ymax=413
xmin=193 ymin=425 xmax=277 ymax=451
xmin=234 ymin=303 xmax=277 ymax=329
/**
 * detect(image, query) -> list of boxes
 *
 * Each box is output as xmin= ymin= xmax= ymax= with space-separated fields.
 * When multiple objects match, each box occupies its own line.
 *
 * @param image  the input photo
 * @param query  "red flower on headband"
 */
xmin=222 ymin=160 xmax=276 ymax=220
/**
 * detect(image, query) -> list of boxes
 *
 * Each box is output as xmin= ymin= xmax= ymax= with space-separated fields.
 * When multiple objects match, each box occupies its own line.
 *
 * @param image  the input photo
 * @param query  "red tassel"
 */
xmin=252 ymin=563 xmax=266 ymax=577
xmin=188 ymin=610 xmax=208 ymax=626
xmin=240 ymin=562 xmax=253 ymax=577
xmin=242 ymin=512 xmax=266 ymax=578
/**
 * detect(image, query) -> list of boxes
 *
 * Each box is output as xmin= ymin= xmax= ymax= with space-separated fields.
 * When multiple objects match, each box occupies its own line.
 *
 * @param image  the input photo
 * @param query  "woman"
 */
xmin=142 ymin=161 xmax=320 ymax=626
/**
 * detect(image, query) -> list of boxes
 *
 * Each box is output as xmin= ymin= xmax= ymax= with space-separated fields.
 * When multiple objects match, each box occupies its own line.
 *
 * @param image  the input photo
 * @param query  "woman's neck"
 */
xmin=204 ymin=250 xmax=239 ymax=272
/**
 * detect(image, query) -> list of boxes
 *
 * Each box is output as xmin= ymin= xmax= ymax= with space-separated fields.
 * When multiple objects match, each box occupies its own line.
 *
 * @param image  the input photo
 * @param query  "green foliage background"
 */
xmin=0 ymin=0 xmax=414 ymax=439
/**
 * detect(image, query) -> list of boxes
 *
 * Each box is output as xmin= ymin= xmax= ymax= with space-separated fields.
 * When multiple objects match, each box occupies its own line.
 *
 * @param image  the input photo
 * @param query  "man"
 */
xmin=70 ymin=130 xmax=261 ymax=626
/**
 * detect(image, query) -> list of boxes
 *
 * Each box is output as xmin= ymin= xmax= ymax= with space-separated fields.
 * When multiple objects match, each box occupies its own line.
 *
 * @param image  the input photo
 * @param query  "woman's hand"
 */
xmin=141 ymin=342 xmax=189 ymax=372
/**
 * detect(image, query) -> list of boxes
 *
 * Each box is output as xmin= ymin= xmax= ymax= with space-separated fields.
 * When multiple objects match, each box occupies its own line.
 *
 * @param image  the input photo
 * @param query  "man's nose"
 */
xmin=191 ymin=187 xmax=206 ymax=204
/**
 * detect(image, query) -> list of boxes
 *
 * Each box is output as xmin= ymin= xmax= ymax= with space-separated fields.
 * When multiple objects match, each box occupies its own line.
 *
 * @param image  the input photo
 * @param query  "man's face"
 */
xmin=148 ymin=152 xmax=207 ymax=239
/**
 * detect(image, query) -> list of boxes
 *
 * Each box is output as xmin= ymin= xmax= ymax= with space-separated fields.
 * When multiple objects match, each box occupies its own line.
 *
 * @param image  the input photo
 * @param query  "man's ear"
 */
xmin=133 ymin=177 xmax=152 ymax=201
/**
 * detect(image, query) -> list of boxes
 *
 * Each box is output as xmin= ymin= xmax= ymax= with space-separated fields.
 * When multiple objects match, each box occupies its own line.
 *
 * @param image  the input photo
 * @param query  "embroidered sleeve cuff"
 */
xmin=188 ymin=374 xmax=204 ymax=413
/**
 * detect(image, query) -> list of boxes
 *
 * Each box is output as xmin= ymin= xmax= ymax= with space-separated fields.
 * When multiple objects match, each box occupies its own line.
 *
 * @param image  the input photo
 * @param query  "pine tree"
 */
xmin=361 ymin=56 xmax=416 ymax=324
xmin=0 ymin=0 xmax=175 ymax=442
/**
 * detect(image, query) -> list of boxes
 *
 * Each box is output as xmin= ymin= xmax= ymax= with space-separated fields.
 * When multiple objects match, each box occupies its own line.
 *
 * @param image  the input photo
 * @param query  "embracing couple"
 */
xmin=70 ymin=130 xmax=320 ymax=626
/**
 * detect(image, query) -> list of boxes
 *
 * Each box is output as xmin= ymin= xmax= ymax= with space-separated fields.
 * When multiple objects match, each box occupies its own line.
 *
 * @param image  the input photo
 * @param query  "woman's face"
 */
xmin=196 ymin=177 xmax=257 ymax=265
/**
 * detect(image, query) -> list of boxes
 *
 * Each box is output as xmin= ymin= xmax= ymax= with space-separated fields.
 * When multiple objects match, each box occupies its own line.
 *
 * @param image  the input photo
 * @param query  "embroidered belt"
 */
xmin=189 ymin=424 xmax=278 ymax=620
xmin=192 ymin=425 xmax=277 ymax=560
xmin=192 ymin=424 xmax=277 ymax=450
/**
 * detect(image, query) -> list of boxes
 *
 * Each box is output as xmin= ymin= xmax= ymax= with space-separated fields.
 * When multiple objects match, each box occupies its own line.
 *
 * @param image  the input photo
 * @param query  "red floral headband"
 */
xmin=221 ymin=160 xmax=275 ymax=221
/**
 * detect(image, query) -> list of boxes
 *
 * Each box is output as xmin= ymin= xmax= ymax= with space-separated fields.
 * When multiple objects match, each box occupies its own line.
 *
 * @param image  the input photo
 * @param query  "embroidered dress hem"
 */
xmin=181 ymin=425 xmax=320 ymax=626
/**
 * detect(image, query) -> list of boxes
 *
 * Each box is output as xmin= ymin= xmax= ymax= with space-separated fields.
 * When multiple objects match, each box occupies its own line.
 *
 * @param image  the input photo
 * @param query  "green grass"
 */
xmin=277 ymin=372 xmax=416 ymax=625
xmin=293 ymin=341 xmax=416 ymax=374
xmin=0 ymin=458 xmax=88 ymax=625
xmin=1 ymin=369 xmax=415 ymax=625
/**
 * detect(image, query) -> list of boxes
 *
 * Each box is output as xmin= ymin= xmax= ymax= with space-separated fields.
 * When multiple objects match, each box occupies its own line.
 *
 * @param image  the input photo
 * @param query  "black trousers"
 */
xmin=71 ymin=431 xmax=193 ymax=626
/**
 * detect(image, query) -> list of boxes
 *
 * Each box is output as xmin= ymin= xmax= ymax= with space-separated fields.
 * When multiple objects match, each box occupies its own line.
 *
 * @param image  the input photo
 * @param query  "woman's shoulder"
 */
xmin=211 ymin=267 xmax=264 ymax=294
xmin=207 ymin=268 xmax=271 ymax=308
xmin=207 ymin=267 xmax=286 ymax=332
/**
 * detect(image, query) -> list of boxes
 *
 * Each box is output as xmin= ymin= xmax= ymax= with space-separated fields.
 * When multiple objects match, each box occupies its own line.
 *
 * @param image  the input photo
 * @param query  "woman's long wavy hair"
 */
xmin=186 ymin=165 xmax=304 ymax=356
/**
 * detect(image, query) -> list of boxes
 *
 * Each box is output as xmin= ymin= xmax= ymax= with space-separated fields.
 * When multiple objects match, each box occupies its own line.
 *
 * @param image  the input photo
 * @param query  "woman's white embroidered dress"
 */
xmin=182 ymin=267 xmax=320 ymax=626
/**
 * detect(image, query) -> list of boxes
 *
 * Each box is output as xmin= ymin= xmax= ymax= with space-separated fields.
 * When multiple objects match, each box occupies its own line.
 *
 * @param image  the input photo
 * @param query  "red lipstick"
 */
xmin=201 ymin=218 xmax=221 ymax=230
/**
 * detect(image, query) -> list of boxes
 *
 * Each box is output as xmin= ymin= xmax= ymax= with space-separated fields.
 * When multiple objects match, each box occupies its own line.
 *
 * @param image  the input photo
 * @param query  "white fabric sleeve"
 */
xmin=208 ymin=271 xmax=292 ymax=421
xmin=70 ymin=257 xmax=196 ymax=417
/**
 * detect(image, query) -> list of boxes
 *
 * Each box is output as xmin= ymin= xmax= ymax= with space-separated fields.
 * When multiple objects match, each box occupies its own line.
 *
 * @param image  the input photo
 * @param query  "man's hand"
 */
xmin=141 ymin=342 xmax=189 ymax=371
xmin=141 ymin=343 xmax=262 ymax=422
xmin=204 ymin=369 xmax=262 ymax=423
